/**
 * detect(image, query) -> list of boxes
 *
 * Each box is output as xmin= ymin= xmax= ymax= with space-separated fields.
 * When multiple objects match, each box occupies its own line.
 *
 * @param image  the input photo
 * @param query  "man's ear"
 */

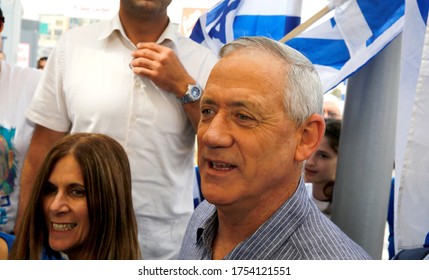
xmin=0 ymin=22 xmax=3 ymax=33
xmin=294 ymin=114 xmax=325 ymax=162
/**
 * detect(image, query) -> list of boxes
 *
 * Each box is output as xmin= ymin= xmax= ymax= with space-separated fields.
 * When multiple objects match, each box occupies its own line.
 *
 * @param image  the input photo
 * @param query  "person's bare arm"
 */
xmin=131 ymin=42 xmax=200 ymax=131
xmin=14 ymin=125 xmax=66 ymax=233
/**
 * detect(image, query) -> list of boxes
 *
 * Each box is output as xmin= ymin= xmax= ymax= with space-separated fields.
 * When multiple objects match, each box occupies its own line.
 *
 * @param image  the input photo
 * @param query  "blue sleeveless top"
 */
xmin=0 ymin=231 xmax=64 ymax=259
xmin=0 ymin=231 xmax=15 ymax=253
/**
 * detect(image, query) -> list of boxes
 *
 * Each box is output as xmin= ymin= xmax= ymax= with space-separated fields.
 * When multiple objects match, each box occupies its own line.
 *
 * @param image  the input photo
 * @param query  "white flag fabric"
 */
xmin=190 ymin=0 xmax=302 ymax=55
xmin=395 ymin=0 xmax=429 ymax=252
xmin=286 ymin=0 xmax=405 ymax=92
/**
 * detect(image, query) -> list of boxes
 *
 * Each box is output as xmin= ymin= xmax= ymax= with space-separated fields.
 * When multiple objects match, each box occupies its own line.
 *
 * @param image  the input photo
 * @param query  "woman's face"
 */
xmin=304 ymin=136 xmax=338 ymax=185
xmin=43 ymin=154 xmax=89 ymax=258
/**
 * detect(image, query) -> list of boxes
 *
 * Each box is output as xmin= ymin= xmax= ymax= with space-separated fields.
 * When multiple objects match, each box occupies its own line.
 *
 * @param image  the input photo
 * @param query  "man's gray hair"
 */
xmin=219 ymin=36 xmax=323 ymax=127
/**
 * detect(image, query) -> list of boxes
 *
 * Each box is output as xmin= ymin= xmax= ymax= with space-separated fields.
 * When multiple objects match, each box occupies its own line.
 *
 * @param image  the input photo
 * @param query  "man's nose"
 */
xmin=200 ymin=113 xmax=234 ymax=148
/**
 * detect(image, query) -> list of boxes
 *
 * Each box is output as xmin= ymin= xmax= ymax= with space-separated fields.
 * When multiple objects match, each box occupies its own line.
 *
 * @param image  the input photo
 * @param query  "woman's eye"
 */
xmin=70 ymin=188 xmax=86 ymax=198
xmin=317 ymin=152 xmax=330 ymax=159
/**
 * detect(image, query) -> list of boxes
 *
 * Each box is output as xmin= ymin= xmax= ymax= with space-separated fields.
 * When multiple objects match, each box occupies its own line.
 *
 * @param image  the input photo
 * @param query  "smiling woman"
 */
xmin=4 ymin=133 xmax=141 ymax=260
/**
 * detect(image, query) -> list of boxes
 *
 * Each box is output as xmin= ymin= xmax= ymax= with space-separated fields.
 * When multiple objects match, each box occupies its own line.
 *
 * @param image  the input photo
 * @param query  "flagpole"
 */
xmin=279 ymin=5 xmax=331 ymax=43
xmin=331 ymin=34 xmax=402 ymax=259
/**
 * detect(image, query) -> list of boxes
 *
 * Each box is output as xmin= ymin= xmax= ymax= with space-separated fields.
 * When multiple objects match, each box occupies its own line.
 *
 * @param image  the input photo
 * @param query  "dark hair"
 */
xmin=324 ymin=118 xmax=342 ymax=154
xmin=0 ymin=7 xmax=4 ymax=23
xmin=322 ymin=118 xmax=342 ymax=215
xmin=37 ymin=56 xmax=47 ymax=62
xmin=10 ymin=133 xmax=141 ymax=259
xmin=37 ymin=57 xmax=48 ymax=69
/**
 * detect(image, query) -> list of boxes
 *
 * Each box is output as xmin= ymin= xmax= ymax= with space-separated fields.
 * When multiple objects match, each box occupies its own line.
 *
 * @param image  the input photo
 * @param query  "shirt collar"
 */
xmin=228 ymin=179 xmax=310 ymax=259
xmin=195 ymin=178 xmax=310 ymax=259
xmin=96 ymin=13 xmax=179 ymax=49
xmin=157 ymin=20 xmax=179 ymax=45
xmin=97 ymin=13 xmax=122 ymax=41
xmin=196 ymin=205 xmax=218 ymax=251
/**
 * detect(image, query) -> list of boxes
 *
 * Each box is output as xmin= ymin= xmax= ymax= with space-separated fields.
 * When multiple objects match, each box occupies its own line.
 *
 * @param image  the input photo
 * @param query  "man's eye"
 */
xmin=237 ymin=113 xmax=251 ymax=120
xmin=237 ymin=112 xmax=257 ymax=121
xmin=201 ymin=108 xmax=214 ymax=116
xmin=236 ymin=112 xmax=259 ymax=127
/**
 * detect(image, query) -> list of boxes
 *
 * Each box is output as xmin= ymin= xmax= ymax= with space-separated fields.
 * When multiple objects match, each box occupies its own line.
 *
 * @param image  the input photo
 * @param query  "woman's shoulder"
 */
xmin=0 ymin=232 xmax=15 ymax=246
xmin=0 ymin=232 xmax=15 ymax=259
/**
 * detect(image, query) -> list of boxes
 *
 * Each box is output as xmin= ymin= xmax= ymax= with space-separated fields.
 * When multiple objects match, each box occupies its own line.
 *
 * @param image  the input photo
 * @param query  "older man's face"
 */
xmin=197 ymin=50 xmax=303 ymax=209
xmin=323 ymin=101 xmax=342 ymax=120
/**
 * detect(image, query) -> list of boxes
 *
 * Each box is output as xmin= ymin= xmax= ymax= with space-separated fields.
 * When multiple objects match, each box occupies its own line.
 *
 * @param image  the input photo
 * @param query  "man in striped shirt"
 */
xmin=179 ymin=37 xmax=371 ymax=260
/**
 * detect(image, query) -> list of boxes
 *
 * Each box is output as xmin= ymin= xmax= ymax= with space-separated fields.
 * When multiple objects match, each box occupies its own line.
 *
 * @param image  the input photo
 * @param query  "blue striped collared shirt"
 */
xmin=178 ymin=179 xmax=372 ymax=260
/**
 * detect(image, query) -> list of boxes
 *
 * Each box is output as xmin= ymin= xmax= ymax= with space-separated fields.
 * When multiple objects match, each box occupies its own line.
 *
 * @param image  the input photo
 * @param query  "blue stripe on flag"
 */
xmin=189 ymin=0 xmax=302 ymax=55
xmin=357 ymin=0 xmax=404 ymax=46
xmin=417 ymin=0 xmax=429 ymax=24
xmin=287 ymin=38 xmax=350 ymax=70
xmin=330 ymin=17 xmax=337 ymax=28
xmin=206 ymin=0 xmax=241 ymax=45
xmin=206 ymin=0 xmax=241 ymax=26
xmin=190 ymin=19 xmax=205 ymax=44
xmin=233 ymin=15 xmax=300 ymax=41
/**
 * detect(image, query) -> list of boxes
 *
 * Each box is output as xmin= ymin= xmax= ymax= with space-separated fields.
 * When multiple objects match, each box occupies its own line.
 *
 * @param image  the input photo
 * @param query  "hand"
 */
xmin=130 ymin=42 xmax=194 ymax=96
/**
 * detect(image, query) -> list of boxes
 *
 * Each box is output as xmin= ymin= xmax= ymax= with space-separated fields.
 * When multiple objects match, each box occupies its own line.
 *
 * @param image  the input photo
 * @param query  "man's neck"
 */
xmin=212 ymin=214 xmax=254 ymax=260
xmin=211 ymin=182 xmax=298 ymax=259
xmin=119 ymin=11 xmax=169 ymax=45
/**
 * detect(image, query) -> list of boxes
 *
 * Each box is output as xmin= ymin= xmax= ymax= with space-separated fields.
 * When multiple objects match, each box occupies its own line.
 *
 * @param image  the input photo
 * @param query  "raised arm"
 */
xmin=14 ymin=124 xmax=66 ymax=233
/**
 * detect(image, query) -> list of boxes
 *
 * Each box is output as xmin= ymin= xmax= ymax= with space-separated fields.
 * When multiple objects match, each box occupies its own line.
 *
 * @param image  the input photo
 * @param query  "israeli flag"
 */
xmin=395 ymin=0 xmax=429 ymax=253
xmin=191 ymin=0 xmax=405 ymax=94
xmin=190 ymin=0 xmax=302 ymax=55
xmin=287 ymin=0 xmax=405 ymax=92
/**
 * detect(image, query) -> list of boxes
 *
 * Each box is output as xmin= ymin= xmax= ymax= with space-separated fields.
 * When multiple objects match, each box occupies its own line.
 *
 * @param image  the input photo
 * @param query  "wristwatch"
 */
xmin=177 ymin=84 xmax=203 ymax=104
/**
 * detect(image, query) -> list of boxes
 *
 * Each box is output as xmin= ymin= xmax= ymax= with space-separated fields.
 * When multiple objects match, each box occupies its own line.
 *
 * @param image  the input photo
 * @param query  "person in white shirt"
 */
xmin=17 ymin=0 xmax=217 ymax=260
xmin=0 ymin=7 xmax=42 ymax=234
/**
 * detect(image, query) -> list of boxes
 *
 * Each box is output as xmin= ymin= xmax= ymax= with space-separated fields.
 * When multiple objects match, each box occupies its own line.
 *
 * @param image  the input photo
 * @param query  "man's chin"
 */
xmin=203 ymin=193 xmax=235 ymax=208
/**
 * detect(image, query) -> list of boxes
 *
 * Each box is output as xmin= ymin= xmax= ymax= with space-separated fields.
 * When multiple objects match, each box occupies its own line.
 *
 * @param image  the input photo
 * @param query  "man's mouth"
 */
xmin=211 ymin=161 xmax=235 ymax=170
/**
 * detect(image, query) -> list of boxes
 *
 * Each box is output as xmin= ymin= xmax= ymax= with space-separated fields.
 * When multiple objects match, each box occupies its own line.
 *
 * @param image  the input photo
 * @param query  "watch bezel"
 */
xmin=177 ymin=83 xmax=203 ymax=104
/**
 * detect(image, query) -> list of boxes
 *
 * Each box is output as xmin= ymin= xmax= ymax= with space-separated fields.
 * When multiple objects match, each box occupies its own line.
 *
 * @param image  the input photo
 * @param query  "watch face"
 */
xmin=191 ymin=86 xmax=202 ymax=99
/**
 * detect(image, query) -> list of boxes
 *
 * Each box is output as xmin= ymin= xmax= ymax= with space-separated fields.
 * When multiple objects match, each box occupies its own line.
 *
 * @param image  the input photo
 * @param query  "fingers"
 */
xmin=132 ymin=46 xmax=159 ymax=61
xmin=136 ymin=42 xmax=165 ymax=51
xmin=131 ymin=42 xmax=171 ymax=60
xmin=129 ymin=42 xmax=190 ymax=95
xmin=130 ymin=45 xmax=161 ymax=76
xmin=130 ymin=43 xmax=173 ymax=71
xmin=131 ymin=57 xmax=159 ymax=77
xmin=131 ymin=56 xmax=158 ymax=71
